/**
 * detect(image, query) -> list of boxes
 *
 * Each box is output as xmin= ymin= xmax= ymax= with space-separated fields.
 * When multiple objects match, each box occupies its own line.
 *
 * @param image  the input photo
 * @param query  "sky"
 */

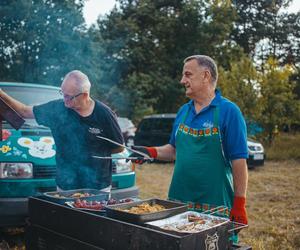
xmin=83 ymin=0 xmax=116 ymax=26
xmin=83 ymin=0 xmax=300 ymax=27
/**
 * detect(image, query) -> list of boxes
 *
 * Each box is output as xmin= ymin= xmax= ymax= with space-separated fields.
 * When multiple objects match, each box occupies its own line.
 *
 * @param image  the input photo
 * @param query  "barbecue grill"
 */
xmin=26 ymin=197 xmax=251 ymax=250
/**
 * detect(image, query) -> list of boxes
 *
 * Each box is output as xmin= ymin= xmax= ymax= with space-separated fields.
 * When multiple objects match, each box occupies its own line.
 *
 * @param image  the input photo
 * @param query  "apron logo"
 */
xmin=205 ymin=233 xmax=219 ymax=250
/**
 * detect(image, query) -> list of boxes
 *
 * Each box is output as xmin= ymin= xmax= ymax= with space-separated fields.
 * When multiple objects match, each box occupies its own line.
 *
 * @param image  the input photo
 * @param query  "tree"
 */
xmin=91 ymin=0 xmax=238 ymax=119
xmin=218 ymin=55 xmax=261 ymax=135
xmin=258 ymin=58 xmax=299 ymax=144
xmin=0 ymin=0 xmax=92 ymax=86
xmin=231 ymin=1 xmax=300 ymax=68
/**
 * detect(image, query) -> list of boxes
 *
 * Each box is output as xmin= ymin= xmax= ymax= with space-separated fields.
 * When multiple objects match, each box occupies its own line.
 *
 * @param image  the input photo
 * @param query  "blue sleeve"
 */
xmin=169 ymin=119 xmax=179 ymax=146
xmin=221 ymin=103 xmax=248 ymax=160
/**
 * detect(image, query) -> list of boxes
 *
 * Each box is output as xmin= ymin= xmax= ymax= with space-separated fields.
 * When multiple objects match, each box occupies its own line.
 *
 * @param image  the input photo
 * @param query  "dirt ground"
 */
xmin=136 ymin=160 xmax=300 ymax=250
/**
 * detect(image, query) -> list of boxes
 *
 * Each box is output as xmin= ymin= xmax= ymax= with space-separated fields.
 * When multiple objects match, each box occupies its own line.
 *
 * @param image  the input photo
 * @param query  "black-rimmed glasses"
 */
xmin=59 ymin=90 xmax=83 ymax=101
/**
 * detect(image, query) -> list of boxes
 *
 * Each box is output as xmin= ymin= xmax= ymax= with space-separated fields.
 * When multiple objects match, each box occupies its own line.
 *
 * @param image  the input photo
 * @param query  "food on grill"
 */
xmin=187 ymin=214 xmax=205 ymax=224
xmin=72 ymin=198 xmax=135 ymax=211
xmin=107 ymin=198 xmax=134 ymax=205
xmin=71 ymin=192 xmax=92 ymax=198
xmin=74 ymin=199 xmax=106 ymax=210
xmin=162 ymin=221 xmax=209 ymax=233
xmin=118 ymin=202 xmax=166 ymax=214
xmin=147 ymin=212 xmax=229 ymax=233
xmin=52 ymin=192 xmax=92 ymax=198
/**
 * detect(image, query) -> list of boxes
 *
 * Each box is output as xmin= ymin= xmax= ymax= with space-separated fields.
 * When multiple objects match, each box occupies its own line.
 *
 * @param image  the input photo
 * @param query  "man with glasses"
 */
xmin=0 ymin=70 xmax=124 ymax=193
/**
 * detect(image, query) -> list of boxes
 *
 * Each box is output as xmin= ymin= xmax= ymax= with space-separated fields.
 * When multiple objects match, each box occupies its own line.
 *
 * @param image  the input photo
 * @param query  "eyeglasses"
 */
xmin=59 ymin=90 xmax=83 ymax=101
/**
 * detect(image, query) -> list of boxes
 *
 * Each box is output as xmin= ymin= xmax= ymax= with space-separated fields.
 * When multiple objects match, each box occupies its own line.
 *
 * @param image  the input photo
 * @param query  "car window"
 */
xmin=138 ymin=118 xmax=174 ymax=133
xmin=138 ymin=119 xmax=152 ymax=132
xmin=1 ymin=85 xmax=61 ymax=128
xmin=1 ymin=86 xmax=61 ymax=106
xmin=152 ymin=118 xmax=174 ymax=132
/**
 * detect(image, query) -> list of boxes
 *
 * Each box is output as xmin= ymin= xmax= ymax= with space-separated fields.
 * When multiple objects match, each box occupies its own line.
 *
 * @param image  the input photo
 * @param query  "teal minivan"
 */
xmin=0 ymin=82 xmax=138 ymax=227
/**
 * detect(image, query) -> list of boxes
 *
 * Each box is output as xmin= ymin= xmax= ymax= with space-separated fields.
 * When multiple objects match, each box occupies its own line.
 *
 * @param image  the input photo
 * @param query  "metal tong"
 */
xmin=92 ymin=135 xmax=154 ymax=161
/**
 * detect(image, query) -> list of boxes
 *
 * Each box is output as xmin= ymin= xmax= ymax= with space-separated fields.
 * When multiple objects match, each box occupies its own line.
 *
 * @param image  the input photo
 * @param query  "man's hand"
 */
xmin=129 ymin=146 xmax=157 ymax=164
xmin=230 ymin=196 xmax=248 ymax=225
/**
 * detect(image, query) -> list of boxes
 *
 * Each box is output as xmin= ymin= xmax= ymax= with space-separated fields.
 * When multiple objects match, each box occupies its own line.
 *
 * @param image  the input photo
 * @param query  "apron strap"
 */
xmin=213 ymin=106 xmax=219 ymax=127
xmin=182 ymin=105 xmax=191 ymax=123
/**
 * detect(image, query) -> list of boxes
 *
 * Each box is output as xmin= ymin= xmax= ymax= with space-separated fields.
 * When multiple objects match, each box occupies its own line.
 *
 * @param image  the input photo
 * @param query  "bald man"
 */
xmin=0 ymin=70 xmax=124 ymax=191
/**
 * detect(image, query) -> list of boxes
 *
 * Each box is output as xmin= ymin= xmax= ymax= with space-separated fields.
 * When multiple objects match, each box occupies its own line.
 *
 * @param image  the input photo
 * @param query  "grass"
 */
xmin=136 ymin=160 xmax=300 ymax=250
xmin=265 ymin=133 xmax=300 ymax=161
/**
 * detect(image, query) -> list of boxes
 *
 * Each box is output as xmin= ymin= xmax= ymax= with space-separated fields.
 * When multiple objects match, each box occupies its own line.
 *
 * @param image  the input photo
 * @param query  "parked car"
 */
xmin=134 ymin=114 xmax=265 ymax=167
xmin=0 ymin=82 xmax=138 ymax=227
xmin=117 ymin=117 xmax=136 ymax=146
xmin=246 ymin=138 xmax=265 ymax=167
xmin=134 ymin=114 xmax=176 ymax=147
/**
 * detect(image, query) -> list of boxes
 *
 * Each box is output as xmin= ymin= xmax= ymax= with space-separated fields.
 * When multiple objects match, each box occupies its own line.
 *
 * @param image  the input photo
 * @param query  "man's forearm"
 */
xmin=0 ymin=88 xmax=34 ymax=118
xmin=156 ymin=144 xmax=176 ymax=162
xmin=232 ymin=159 xmax=248 ymax=197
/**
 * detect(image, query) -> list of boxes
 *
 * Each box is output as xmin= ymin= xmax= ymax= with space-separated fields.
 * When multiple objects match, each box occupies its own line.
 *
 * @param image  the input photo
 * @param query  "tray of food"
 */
xmin=43 ymin=188 xmax=109 ymax=204
xmin=105 ymin=198 xmax=188 ymax=224
xmin=65 ymin=198 xmax=138 ymax=213
xmin=146 ymin=211 xmax=230 ymax=234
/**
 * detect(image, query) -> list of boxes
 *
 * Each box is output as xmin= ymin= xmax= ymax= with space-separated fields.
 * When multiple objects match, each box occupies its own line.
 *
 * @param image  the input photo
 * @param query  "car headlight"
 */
xmin=247 ymin=141 xmax=264 ymax=152
xmin=113 ymin=159 xmax=134 ymax=174
xmin=112 ymin=149 xmax=135 ymax=174
xmin=0 ymin=163 xmax=33 ymax=179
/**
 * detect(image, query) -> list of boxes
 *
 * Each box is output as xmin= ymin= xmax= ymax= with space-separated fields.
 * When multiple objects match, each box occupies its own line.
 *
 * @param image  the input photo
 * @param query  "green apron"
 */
xmin=168 ymin=106 xmax=234 ymax=215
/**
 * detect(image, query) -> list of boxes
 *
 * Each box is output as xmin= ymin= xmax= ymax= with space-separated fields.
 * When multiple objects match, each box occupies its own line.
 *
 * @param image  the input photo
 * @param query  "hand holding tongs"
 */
xmin=92 ymin=135 xmax=154 ymax=161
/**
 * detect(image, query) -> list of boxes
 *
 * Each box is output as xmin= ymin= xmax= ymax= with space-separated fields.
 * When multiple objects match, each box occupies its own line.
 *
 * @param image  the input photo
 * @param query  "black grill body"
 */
xmin=26 ymin=197 xmax=252 ymax=250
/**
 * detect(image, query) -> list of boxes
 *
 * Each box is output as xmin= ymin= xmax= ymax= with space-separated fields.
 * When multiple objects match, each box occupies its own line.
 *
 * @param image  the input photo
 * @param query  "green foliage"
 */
xmin=218 ymin=55 xmax=261 ymax=128
xmin=258 ymin=58 xmax=300 ymax=144
xmin=90 ymin=0 xmax=238 ymax=119
xmin=0 ymin=0 xmax=299 ymax=134
xmin=231 ymin=1 xmax=300 ymax=71
xmin=218 ymin=56 xmax=300 ymax=145
xmin=0 ymin=0 xmax=92 ymax=86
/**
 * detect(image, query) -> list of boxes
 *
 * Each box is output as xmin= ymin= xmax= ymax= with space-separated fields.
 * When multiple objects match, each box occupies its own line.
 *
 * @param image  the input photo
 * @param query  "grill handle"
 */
xmin=228 ymin=221 xmax=248 ymax=233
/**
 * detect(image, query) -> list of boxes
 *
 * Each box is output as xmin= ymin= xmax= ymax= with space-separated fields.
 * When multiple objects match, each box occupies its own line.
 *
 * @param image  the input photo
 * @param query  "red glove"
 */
xmin=129 ymin=146 xmax=157 ymax=164
xmin=230 ymin=196 xmax=248 ymax=225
